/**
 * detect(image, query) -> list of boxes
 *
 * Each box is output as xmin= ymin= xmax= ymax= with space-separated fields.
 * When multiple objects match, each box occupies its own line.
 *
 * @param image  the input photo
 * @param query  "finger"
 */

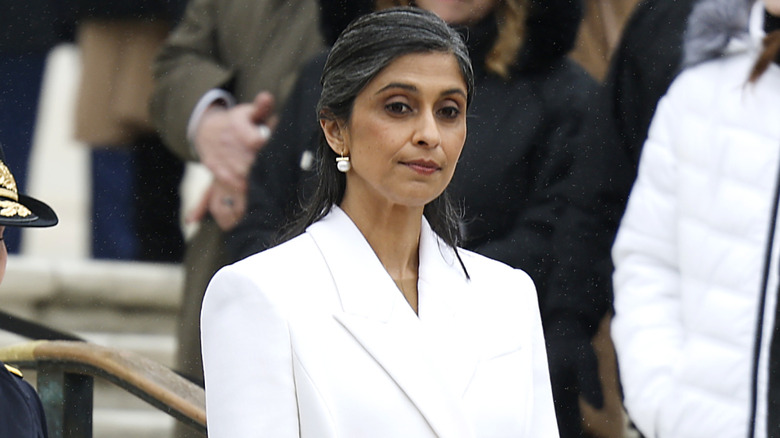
xmin=232 ymin=110 xmax=270 ymax=153
xmin=212 ymin=201 xmax=242 ymax=231
xmin=208 ymin=189 xmax=233 ymax=229
xmin=265 ymin=114 xmax=280 ymax=132
xmin=212 ymin=209 xmax=234 ymax=231
xmin=232 ymin=194 xmax=247 ymax=220
xmin=211 ymin=166 xmax=248 ymax=192
xmin=256 ymin=124 xmax=271 ymax=142
xmin=250 ymin=91 xmax=275 ymax=124
xmin=241 ymin=124 xmax=271 ymax=154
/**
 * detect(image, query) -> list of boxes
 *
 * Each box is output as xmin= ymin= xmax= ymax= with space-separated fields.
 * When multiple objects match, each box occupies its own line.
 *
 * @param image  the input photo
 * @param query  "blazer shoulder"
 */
xmin=454 ymin=249 xmax=541 ymax=352
xmin=229 ymin=233 xmax=317 ymax=271
xmin=457 ymin=248 xmax=537 ymax=304
xmin=459 ymin=248 xmax=534 ymax=283
xmin=208 ymin=233 xmax=324 ymax=303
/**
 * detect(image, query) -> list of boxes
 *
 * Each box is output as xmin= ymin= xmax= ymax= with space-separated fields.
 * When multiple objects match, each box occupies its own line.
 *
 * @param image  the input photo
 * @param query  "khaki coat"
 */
xmin=148 ymin=0 xmax=324 ymax=388
xmin=75 ymin=18 xmax=170 ymax=145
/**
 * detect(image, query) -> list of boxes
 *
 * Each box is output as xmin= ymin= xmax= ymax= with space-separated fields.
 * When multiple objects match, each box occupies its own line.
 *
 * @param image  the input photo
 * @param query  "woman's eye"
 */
xmin=385 ymin=102 xmax=411 ymax=114
xmin=438 ymin=106 xmax=461 ymax=119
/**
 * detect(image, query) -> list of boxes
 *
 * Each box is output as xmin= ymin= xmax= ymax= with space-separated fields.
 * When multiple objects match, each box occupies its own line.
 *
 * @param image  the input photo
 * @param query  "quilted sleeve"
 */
xmin=610 ymin=77 xmax=686 ymax=438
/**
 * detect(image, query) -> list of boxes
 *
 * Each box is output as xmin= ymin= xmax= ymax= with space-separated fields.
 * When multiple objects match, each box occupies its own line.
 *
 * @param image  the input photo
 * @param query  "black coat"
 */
xmin=602 ymin=0 xmax=697 ymax=177
xmin=574 ymin=0 xmax=698 ymax=297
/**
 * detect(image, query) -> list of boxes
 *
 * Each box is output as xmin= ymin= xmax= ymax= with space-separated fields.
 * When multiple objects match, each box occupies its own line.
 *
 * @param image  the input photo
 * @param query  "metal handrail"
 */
xmin=0 ymin=340 xmax=206 ymax=438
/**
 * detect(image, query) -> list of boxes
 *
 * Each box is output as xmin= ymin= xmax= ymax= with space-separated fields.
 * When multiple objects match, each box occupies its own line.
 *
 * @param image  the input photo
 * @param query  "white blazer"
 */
xmin=201 ymin=207 xmax=558 ymax=437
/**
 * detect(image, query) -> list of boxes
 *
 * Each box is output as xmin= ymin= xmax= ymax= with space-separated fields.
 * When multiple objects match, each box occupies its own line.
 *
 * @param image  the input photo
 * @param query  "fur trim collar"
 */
xmin=683 ymin=0 xmax=761 ymax=66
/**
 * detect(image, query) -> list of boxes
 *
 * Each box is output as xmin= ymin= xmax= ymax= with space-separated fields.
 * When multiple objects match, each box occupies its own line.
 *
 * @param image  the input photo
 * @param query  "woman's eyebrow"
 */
xmin=375 ymin=83 xmax=467 ymax=99
xmin=375 ymin=82 xmax=417 ymax=95
xmin=440 ymin=88 xmax=467 ymax=99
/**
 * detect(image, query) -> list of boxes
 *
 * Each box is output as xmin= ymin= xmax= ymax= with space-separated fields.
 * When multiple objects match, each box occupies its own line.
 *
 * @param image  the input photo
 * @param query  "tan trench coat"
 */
xmin=75 ymin=18 xmax=170 ymax=145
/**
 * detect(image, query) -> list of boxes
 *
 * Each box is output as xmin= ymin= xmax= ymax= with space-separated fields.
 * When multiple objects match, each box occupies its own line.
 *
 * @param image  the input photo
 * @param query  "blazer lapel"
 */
xmin=416 ymin=220 xmax=484 ymax=399
xmin=417 ymin=222 xmax=527 ymax=396
xmin=306 ymin=208 xmax=474 ymax=438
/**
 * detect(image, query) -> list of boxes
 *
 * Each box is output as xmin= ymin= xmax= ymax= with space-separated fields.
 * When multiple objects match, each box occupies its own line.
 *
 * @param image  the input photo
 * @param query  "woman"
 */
xmin=229 ymin=2 xmax=604 ymax=434
xmin=0 ymin=143 xmax=58 ymax=437
xmin=611 ymin=0 xmax=780 ymax=437
xmin=201 ymin=8 xmax=558 ymax=437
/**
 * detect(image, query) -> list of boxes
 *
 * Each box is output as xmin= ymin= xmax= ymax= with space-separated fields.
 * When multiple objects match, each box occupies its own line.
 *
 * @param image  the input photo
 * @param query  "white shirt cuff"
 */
xmin=186 ymin=89 xmax=237 ymax=158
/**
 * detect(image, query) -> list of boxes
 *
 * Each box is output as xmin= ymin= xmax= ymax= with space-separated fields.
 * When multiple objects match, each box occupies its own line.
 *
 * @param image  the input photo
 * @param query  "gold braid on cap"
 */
xmin=0 ymin=161 xmax=19 ymax=201
xmin=0 ymin=161 xmax=31 ymax=217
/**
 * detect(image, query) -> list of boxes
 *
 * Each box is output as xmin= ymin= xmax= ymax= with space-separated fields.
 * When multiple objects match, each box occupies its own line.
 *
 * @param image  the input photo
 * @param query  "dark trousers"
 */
xmin=91 ymin=134 xmax=184 ymax=262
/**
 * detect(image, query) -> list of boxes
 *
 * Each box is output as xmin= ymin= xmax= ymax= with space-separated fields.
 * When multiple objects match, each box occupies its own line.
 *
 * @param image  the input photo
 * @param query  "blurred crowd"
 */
xmin=1 ymin=0 xmax=187 ymax=261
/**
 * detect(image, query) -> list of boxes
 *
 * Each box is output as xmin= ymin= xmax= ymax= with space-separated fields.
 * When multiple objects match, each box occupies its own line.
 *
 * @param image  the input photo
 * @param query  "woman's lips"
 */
xmin=402 ymin=159 xmax=441 ymax=175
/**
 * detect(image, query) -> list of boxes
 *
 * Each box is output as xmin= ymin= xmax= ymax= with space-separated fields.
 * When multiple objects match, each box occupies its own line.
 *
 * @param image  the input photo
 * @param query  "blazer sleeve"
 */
xmin=610 ymin=83 xmax=685 ymax=438
xmin=149 ymin=0 xmax=237 ymax=161
xmin=201 ymin=265 xmax=299 ymax=437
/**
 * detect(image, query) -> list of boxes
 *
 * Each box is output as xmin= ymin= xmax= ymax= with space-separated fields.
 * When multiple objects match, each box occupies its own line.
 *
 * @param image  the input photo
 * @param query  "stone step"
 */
xmin=0 ymin=255 xmax=182 ymax=362
xmin=0 ymin=306 xmax=178 ymax=366
xmin=1 ymin=256 xmax=183 ymax=310
xmin=93 ymin=408 xmax=175 ymax=438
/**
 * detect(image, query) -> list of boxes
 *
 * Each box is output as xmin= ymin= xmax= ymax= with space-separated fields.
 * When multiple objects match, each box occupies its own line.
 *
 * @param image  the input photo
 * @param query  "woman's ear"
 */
xmin=320 ymin=119 xmax=349 ymax=156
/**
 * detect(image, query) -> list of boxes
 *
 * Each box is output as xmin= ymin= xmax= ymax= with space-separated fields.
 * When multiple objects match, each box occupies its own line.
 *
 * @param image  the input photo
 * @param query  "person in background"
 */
xmin=611 ymin=0 xmax=780 ymax=436
xmin=149 ymin=0 xmax=325 ymax=402
xmin=201 ymin=9 xmax=557 ymax=436
xmin=602 ymin=0 xmax=699 ymax=180
xmin=583 ymin=0 xmax=700 ymax=257
xmin=73 ymin=0 xmax=185 ymax=261
xmin=0 ymin=142 xmax=58 ymax=438
xmin=569 ymin=0 xmax=640 ymax=81
xmin=229 ymin=1 xmax=609 ymax=435
xmin=563 ymin=1 xmax=699 ymax=434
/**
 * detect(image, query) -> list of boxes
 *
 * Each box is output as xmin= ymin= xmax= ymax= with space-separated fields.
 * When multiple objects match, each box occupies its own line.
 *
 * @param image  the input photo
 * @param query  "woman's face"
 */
xmin=415 ymin=0 xmax=497 ymax=26
xmin=767 ymin=0 xmax=780 ymax=17
xmin=323 ymin=52 xmax=468 ymax=211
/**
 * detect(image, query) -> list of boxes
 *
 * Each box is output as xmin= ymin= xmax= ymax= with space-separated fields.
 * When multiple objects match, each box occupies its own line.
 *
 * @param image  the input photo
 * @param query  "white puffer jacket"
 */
xmin=612 ymin=2 xmax=780 ymax=438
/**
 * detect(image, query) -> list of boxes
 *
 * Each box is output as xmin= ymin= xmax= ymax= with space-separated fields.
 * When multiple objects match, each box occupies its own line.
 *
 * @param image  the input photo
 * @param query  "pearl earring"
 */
xmin=336 ymin=154 xmax=351 ymax=173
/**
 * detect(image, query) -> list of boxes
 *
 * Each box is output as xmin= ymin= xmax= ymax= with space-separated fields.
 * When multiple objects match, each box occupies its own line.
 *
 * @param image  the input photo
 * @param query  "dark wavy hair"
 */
xmin=280 ymin=7 xmax=474 ymax=272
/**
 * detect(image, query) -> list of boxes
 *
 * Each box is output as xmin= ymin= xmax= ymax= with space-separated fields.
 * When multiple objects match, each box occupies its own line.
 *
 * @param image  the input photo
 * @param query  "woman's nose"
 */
xmin=412 ymin=111 xmax=441 ymax=148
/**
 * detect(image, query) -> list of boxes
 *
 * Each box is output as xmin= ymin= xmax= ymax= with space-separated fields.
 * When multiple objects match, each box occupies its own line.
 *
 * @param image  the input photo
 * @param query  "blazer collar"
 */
xmin=306 ymin=207 xmax=477 ymax=437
